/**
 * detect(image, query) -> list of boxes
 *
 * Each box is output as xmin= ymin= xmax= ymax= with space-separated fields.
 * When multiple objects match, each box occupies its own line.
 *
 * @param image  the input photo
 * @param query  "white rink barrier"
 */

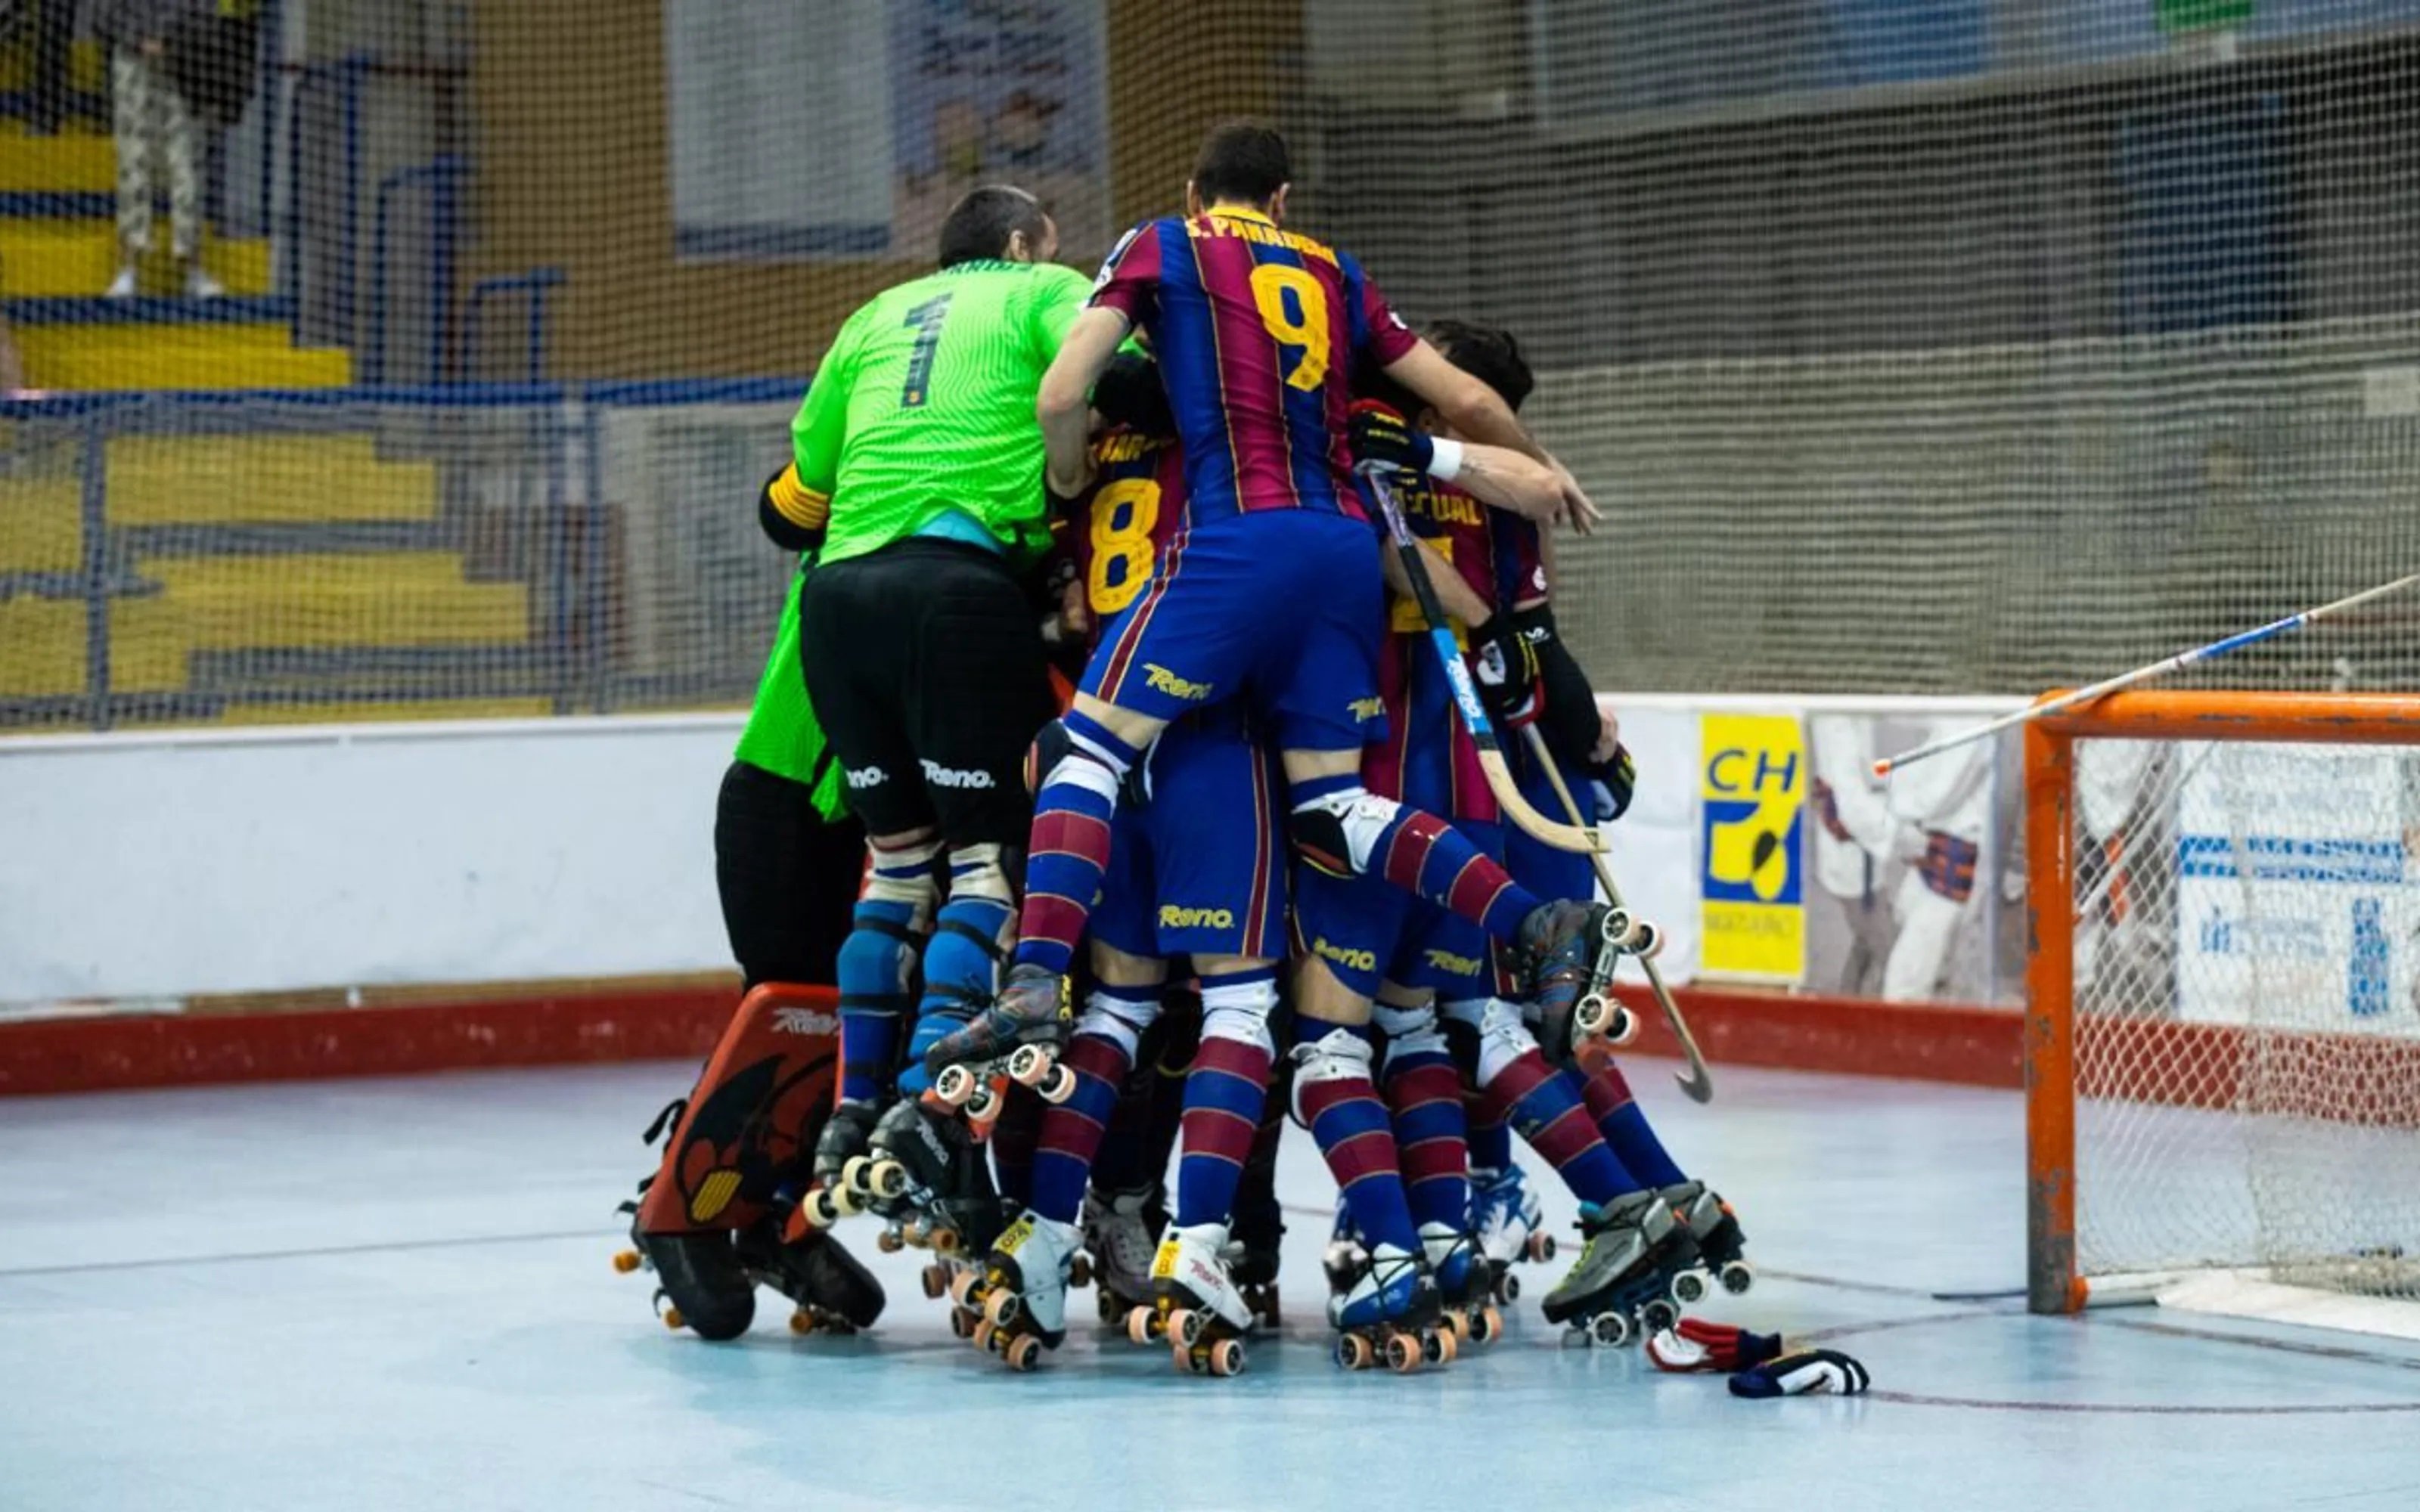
xmin=0 ymin=693 xmax=2029 ymax=1012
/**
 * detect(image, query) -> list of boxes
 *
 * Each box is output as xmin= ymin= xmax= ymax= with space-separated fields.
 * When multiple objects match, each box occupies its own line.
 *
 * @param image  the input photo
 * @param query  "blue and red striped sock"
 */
xmin=1025 ymin=982 xmax=1157 ymax=1225
xmin=1292 ymin=1018 xmax=1418 ymax=1253
xmin=1482 ymin=1046 xmax=1638 ymax=1208
xmin=1382 ymin=1047 xmax=1469 ymax=1232
xmin=1013 ymin=712 xmax=1139 ymax=978
xmin=1571 ymin=1061 xmax=1687 ymax=1189
xmin=1174 ymin=967 xmax=1277 ymax=1228
xmin=1289 ymin=775 xmax=1539 ymax=945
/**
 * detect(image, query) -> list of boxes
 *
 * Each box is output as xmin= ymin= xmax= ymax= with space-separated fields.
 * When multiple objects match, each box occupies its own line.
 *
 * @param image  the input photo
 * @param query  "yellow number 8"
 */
xmin=1249 ymin=264 xmax=1330 ymax=392
xmin=1087 ymin=476 xmax=1161 ymax=617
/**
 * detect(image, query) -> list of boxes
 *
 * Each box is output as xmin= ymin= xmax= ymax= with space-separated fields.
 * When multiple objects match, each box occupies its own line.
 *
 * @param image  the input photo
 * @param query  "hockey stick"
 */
xmin=1873 ymin=572 xmax=2420 ymax=779
xmin=1361 ymin=467 xmax=1600 ymax=855
xmin=1517 ymin=723 xmax=1714 ymax=1104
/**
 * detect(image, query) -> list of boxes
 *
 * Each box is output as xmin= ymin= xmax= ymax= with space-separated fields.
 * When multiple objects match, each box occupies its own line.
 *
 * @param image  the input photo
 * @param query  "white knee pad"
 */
xmin=1471 ymin=997 xmax=1539 ymax=1087
xmin=1289 ymin=1024 xmax=1375 ymax=1125
xmin=863 ymin=835 xmax=943 ymax=922
xmin=945 ymin=842 xmax=1017 ymax=906
xmin=1075 ymin=990 xmax=1161 ymax=1059
xmin=1373 ymin=998 xmax=1449 ymax=1066
xmin=1200 ymin=976 xmax=1279 ymax=1058
xmin=1291 ymin=786 xmax=1402 ymax=875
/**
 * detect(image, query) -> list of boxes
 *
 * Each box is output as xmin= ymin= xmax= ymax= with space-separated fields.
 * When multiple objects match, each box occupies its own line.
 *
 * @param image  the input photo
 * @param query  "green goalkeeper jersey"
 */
xmin=733 ymin=565 xmax=848 ymax=820
xmin=792 ymin=258 xmax=1091 ymax=566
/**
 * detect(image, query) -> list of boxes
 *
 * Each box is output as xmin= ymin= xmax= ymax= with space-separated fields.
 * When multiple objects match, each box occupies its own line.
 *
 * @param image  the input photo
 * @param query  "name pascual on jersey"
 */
xmin=920 ymin=758 xmax=997 ymax=790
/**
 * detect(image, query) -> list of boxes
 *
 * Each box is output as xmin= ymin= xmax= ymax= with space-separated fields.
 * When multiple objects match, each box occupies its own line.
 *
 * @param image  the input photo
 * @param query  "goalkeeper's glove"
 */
xmin=1348 ymin=402 xmax=1435 ymax=477
xmin=1470 ymin=612 xmax=1544 ymax=730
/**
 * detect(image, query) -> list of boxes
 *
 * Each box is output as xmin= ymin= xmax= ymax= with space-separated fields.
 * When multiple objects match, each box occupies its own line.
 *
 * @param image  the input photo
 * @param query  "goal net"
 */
xmin=2027 ymin=689 xmax=2420 ymax=1335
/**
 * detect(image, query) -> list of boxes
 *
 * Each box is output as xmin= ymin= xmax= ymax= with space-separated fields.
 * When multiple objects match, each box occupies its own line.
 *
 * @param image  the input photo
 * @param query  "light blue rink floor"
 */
xmin=4 ymin=1062 xmax=2419 ymax=1512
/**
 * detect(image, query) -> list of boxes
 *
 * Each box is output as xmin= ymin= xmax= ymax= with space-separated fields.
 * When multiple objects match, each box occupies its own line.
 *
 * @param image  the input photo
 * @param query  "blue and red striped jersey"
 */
xmin=1089 ymin=207 xmax=1419 ymax=524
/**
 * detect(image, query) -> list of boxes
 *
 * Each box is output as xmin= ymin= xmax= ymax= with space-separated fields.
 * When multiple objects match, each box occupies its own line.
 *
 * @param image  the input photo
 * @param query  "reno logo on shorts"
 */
xmin=1423 ymin=947 xmax=1484 ymax=978
xmin=774 ymin=1006 xmax=839 ymax=1037
xmin=1159 ymin=904 xmax=1235 ymax=930
xmin=1143 ymin=663 xmax=1212 ymax=701
xmin=1348 ymin=696 xmax=1385 ymax=722
xmin=1312 ymin=937 xmax=1378 ymax=973
xmin=920 ymin=759 xmax=997 ymax=790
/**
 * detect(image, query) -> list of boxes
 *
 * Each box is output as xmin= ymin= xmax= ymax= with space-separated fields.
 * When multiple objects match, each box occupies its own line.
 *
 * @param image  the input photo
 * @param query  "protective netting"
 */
xmin=2070 ymin=733 xmax=2420 ymax=1300
xmin=8 ymin=2 xmax=2420 ymax=732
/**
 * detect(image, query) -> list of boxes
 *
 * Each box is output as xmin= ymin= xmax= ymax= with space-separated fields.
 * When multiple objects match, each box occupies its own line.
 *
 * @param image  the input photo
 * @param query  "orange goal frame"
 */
xmin=2024 ymin=689 xmax=2420 ymax=1314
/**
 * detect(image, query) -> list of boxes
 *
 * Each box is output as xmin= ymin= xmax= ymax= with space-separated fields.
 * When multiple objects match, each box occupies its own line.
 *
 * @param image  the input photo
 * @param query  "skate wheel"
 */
xmin=934 ymin=1063 xmax=977 ymax=1107
xmin=1528 ymin=1233 xmax=1556 ymax=1264
xmin=1385 ymin=1332 xmax=1421 ymax=1374
xmin=1641 ymin=1298 xmax=1680 ymax=1334
xmin=1175 ymin=1338 xmax=1202 ymax=1374
xmin=1005 ymin=1043 xmax=1052 ymax=1086
xmin=801 ymin=1189 xmax=844 ymax=1228
xmin=875 ymin=1228 xmax=904 ymax=1255
xmin=1720 ymin=1261 xmax=1754 ymax=1296
xmin=1429 ymin=1328 xmax=1456 ymax=1366
xmin=662 ymin=1306 xmax=686 ymax=1332
xmin=1335 ymin=1333 xmax=1374 ymax=1371
xmin=1068 ymin=1253 xmax=1092 ymax=1290
xmin=1444 ymin=1310 xmax=1469 ymax=1343
xmin=948 ymin=1270 xmax=982 ymax=1309
xmin=866 ymin=1161 xmax=909 ymax=1201
xmin=1603 ymin=1006 xmax=1638 ymax=1045
xmin=898 ymin=1219 xmax=929 ymax=1250
xmin=1671 ymin=1269 xmax=1708 ymax=1306
xmin=611 ymin=1249 xmax=641 ymax=1274
xmin=1632 ymin=922 xmax=1664 ymax=961
xmin=1575 ymin=993 xmax=1616 ymax=1036
xmin=970 ymin=1318 xmax=995 ymax=1352
xmin=1495 ymin=1272 xmax=1522 ymax=1305
xmin=1097 ymin=1288 xmax=1121 ymax=1325
xmin=962 ymin=1083 xmax=1000 ymax=1124
xmin=1475 ymin=1306 xmax=1502 ymax=1345
xmin=982 ymin=1287 xmax=1021 ymax=1328
xmin=1127 ymin=1306 xmax=1156 ymax=1346
xmin=1167 ymin=1308 xmax=1202 ymax=1350
xmin=1035 ymin=1065 xmax=1078 ymax=1105
xmin=920 ymin=1264 xmax=948 ymax=1301
xmin=1207 ymin=1338 xmax=1246 ymax=1377
xmin=927 ymin=1225 xmax=960 ymax=1256
xmin=1590 ymin=1312 xmax=1632 ymax=1348
xmin=949 ymin=1308 xmax=976 ymax=1340
xmin=1603 ymin=908 xmax=1643 ymax=951
xmin=1004 ymin=1334 xmax=1043 ymax=1372
xmin=789 ymin=1309 xmax=817 ymax=1336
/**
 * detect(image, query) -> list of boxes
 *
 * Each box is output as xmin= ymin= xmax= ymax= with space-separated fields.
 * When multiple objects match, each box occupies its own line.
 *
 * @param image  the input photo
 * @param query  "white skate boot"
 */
xmin=1132 ymin=1220 xmax=1254 ymax=1376
xmin=961 ymin=1210 xmax=1081 ymax=1371
xmin=1083 ymin=1184 xmax=1161 ymax=1325
xmin=1470 ymin=1164 xmax=1555 ymax=1303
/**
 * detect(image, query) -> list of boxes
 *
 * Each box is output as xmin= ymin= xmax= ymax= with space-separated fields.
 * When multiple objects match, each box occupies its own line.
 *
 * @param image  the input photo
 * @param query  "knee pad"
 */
xmin=1199 ymin=970 xmax=1280 ymax=1059
xmin=1471 ymin=996 xmax=1539 ymax=1087
xmin=1373 ymin=997 xmax=1449 ymax=1070
xmin=1288 ymin=785 xmax=1401 ymax=878
xmin=1289 ymin=1023 xmax=1375 ymax=1125
xmin=1027 ymin=717 xmax=1128 ymax=798
xmin=945 ymin=841 xmax=1021 ymax=906
xmin=1075 ymin=985 xmax=1163 ymax=1059
xmin=836 ymin=903 xmax=919 ymax=1014
xmin=863 ymin=835 xmax=943 ymax=923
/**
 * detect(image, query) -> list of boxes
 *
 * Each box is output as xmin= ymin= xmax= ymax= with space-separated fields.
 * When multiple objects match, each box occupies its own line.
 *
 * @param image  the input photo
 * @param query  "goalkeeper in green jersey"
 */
xmin=777 ymin=184 xmax=1090 ymax=1228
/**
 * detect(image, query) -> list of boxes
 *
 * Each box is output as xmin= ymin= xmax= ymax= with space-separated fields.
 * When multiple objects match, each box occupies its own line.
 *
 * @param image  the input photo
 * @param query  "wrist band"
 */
xmin=1426 ymin=436 xmax=1465 ymax=483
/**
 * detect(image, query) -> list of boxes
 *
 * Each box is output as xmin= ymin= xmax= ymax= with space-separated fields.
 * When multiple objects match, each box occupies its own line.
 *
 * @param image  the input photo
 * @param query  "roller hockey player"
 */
xmin=790 ymin=186 xmax=1089 ymax=1252
xmin=963 ymin=374 xmax=1288 ymax=1375
xmin=929 ymin=125 xmax=1618 ymax=1360
xmin=1422 ymin=320 xmax=1755 ymax=1324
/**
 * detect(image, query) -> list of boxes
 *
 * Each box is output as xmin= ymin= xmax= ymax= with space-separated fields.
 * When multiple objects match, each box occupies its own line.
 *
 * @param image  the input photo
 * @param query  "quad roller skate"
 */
xmin=1082 ymin=1183 xmax=1163 ymax=1326
xmin=1421 ymin=1222 xmax=1503 ymax=1348
xmin=853 ymin=1095 xmax=1010 ymax=1259
xmin=1516 ymin=901 xmax=1627 ymax=1068
xmin=1469 ymin=1164 xmax=1556 ymax=1305
xmin=921 ymin=964 xmax=1079 ymax=1107
xmin=1571 ymin=908 xmax=1659 ymax=1048
xmin=1540 ymin=1188 xmax=1692 ymax=1349
xmin=1126 ymin=1221 xmax=1255 ymax=1377
xmin=749 ymin=1213 xmax=886 ymax=1336
xmin=950 ymin=1210 xmax=1083 ymax=1371
xmin=1323 ymin=1231 xmax=1454 ymax=1373
xmin=1659 ymin=1181 xmax=1753 ymax=1306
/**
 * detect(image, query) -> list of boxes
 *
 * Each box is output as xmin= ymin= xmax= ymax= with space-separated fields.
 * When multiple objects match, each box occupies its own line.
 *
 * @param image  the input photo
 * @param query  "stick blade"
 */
xmin=1674 ymin=1064 xmax=1714 ymax=1104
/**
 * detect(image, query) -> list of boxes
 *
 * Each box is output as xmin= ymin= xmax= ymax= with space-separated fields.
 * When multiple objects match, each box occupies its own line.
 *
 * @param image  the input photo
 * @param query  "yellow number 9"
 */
xmin=1249 ymin=264 xmax=1330 ymax=392
xmin=1087 ymin=477 xmax=1161 ymax=617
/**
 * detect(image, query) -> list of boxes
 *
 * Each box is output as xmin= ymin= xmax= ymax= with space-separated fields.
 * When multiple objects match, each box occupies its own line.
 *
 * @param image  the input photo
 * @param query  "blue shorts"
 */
xmin=1091 ymin=711 xmax=1286 ymax=963
xmin=1295 ymin=820 xmax=1505 ymax=1002
xmin=1084 ymin=509 xmax=1386 ymax=753
xmin=1505 ymin=745 xmax=1596 ymax=904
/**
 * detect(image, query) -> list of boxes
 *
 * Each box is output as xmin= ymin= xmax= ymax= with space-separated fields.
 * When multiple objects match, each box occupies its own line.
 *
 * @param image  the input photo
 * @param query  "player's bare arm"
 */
xmin=1038 ymin=306 xmax=1132 ymax=496
xmin=1381 ymin=339 xmax=1600 ymax=531
xmin=1379 ymin=536 xmax=1494 ymax=629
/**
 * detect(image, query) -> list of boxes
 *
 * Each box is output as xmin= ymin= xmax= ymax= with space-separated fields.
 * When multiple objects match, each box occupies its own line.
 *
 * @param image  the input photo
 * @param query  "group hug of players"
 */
xmin=616 ymin=125 xmax=1751 ymax=1377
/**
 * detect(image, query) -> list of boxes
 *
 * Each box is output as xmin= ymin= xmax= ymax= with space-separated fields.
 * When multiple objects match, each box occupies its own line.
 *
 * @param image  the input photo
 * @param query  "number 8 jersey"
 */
xmin=1088 ymin=207 xmax=1419 ymax=522
xmin=1075 ymin=426 xmax=1190 ymax=643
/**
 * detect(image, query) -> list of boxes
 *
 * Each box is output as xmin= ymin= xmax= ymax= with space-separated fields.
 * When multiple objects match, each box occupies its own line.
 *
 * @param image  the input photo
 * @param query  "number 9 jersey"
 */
xmin=1088 ymin=206 xmax=1419 ymax=522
